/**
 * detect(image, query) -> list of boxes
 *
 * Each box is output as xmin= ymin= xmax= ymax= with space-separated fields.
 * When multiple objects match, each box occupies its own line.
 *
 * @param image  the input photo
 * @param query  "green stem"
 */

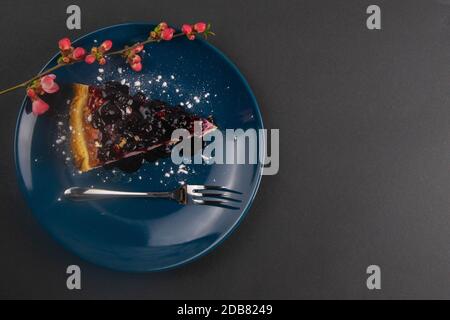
xmin=107 ymin=32 xmax=185 ymax=56
xmin=0 ymin=82 xmax=27 ymax=95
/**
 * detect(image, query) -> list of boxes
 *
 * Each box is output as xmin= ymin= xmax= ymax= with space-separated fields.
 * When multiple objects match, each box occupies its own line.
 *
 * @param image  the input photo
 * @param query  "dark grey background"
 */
xmin=1 ymin=0 xmax=450 ymax=299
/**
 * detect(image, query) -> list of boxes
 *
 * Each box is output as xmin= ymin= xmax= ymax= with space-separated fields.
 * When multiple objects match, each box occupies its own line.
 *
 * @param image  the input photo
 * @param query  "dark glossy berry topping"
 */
xmin=88 ymin=81 xmax=204 ymax=164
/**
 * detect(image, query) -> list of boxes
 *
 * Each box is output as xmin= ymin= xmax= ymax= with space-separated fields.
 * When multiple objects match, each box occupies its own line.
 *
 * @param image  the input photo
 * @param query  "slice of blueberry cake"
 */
xmin=69 ymin=81 xmax=216 ymax=172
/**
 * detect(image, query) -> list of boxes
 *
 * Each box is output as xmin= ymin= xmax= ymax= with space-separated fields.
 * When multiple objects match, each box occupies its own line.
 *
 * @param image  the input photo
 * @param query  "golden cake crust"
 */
xmin=69 ymin=84 xmax=99 ymax=172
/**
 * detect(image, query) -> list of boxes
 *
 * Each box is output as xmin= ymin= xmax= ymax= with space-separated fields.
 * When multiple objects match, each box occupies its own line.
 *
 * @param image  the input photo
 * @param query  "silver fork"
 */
xmin=63 ymin=185 xmax=242 ymax=210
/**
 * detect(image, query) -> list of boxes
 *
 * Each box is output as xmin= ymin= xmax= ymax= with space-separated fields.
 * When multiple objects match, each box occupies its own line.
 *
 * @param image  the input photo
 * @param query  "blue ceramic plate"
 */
xmin=15 ymin=23 xmax=263 ymax=272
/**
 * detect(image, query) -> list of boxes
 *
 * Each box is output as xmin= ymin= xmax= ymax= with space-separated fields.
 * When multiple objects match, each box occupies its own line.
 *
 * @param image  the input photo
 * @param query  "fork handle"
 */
xmin=63 ymin=187 xmax=173 ymax=201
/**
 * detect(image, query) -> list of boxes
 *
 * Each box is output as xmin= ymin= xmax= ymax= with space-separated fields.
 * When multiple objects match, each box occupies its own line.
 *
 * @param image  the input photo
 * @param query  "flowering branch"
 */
xmin=0 ymin=63 xmax=70 ymax=95
xmin=0 ymin=22 xmax=214 ymax=115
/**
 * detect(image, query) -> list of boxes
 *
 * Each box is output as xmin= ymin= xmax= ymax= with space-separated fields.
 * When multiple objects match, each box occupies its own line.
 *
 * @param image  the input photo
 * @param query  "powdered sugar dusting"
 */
xmin=49 ymin=60 xmax=219 ymax=189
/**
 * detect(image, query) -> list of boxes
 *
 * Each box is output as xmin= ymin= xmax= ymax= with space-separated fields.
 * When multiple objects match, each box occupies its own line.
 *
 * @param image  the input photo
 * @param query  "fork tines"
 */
xmin=187 ymin=185 xmax=242 ymax=210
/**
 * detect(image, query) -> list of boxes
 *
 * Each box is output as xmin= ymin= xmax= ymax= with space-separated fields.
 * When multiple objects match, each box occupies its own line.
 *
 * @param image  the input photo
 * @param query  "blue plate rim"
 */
xmin=14 ymin=22 xmax=265 ymax=272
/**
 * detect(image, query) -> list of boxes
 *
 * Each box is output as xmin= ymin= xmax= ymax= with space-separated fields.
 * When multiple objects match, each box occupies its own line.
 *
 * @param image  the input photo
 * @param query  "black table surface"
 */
xmin=1 ymin=0 xmax=450 ymax=299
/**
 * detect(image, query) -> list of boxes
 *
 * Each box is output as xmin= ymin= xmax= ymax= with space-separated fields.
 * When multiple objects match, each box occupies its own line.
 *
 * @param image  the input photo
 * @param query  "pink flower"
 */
xmin=100 ymin=40 xmax=113 ymax=52
xmin=85 ymin=54 xmax=96 ymax=64
xmin=159 ymin=22 xmax=168 ymax=30
xmin=32 ymin=97 xmax=50 ymax=116
xmin=188 ymin=34 xmax=195 ymax=41
xmin=182 ymin=24 xmax=193 ymax=35
xmin=58 ymin=38 xmax=72 ymax=51
xmin=40 ymin=74 xmax=59 ymax=94
xmin=161 ymin=27 xmax=175 ymax=41
xmin=26 ymin=88 xmax=37 ymax=100
xmin=194 ymin=22 xmax=207 ymax=33
xmin=131 ymin=62 xmax=142 ymax=72
xmin=72 ymin=47 xmax=86 ymax=60
xmin=131 ymin=55 xmax=142 ymax=64
xmin=98 ymin=57 xmax=107 ymax=65
xmin=133 ymin=44 xmax=144 ymax=53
